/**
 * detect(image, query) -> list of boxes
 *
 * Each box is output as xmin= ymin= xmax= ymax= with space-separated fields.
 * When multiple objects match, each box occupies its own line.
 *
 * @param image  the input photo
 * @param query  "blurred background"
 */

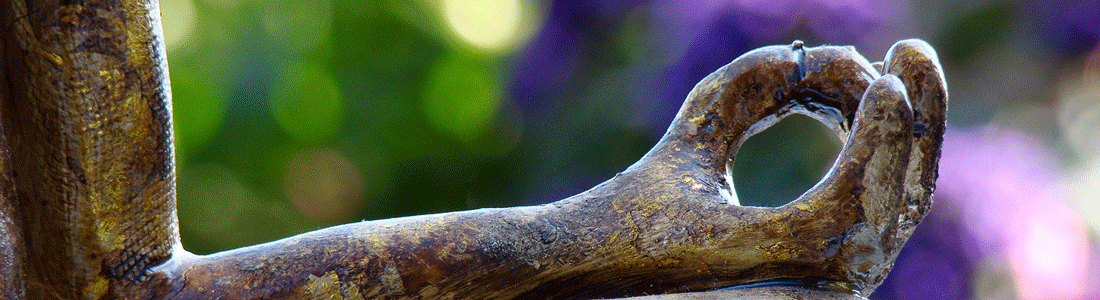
xmin=159 ymin=0 xmax=1098 ymax=299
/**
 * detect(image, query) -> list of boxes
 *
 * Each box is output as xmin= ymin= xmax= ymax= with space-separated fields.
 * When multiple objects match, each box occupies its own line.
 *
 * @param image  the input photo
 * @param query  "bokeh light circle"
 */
xmin=1055 ymin=53 xmax=1100 ymax=232
xmin=261 ymin=0 xmax=333 ymax=54
xmin=1008 ymin=201 xmax=1089 ymax=299
xmin=421 ymin=51 xmax=502 ymax=141
xmin=442 ymin=0 xmax=520 ymax=51
xmin=270 ymin=63 xmax=344 ymax=144
xmin=439 ymin=0 xmax=540 ymax=53
xmin=160 ymin=0 xmax=197 ymax=51
xmin=170 ymin=69 xmax=225 ymax=161
xmin=1063 ymin=158 xmax=1100 ymax=230
xmin=176 ymin=164 xmax=254 ymax=246
xmin=283 ymin=148 xmax=364 ymax=222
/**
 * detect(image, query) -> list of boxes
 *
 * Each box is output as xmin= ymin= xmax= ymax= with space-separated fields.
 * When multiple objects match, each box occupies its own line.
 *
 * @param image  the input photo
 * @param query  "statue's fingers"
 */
xmin=784 ymin=75 xmax=913 ymax=291
xmin=796 ymin=74 xmax=913 ymax=219
xmin=881 ymin=39 xmax=948 ymax=227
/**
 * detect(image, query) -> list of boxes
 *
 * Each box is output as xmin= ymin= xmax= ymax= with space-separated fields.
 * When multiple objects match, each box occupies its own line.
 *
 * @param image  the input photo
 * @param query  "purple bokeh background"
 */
xmin=505 ymin=1 xmax=1100 ymax=299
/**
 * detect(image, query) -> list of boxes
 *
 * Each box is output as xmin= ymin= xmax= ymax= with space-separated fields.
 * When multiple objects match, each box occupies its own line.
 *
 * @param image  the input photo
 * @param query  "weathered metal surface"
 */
xmin=0 ymin=114 xmax=26 ymax=300
xmin=620 ymin=285 xmax=869 ymax=300
xmin=0 ymin=0 xmax=947 ymax=299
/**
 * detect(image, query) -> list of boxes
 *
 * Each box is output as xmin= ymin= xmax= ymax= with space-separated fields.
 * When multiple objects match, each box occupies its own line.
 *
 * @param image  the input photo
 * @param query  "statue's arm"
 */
xmin=0 ymin=1 xmax=945 ymax=299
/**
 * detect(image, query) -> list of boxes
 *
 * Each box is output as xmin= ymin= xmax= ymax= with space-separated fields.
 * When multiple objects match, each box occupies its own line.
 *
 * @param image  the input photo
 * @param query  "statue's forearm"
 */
xmin=0 ymin=0 xmax=946 ymax=299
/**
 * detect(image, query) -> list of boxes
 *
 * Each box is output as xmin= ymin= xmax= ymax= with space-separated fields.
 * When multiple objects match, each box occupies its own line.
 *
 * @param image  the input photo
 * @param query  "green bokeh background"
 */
xmin=160 ymin=0 xmax=1099 ymax=269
